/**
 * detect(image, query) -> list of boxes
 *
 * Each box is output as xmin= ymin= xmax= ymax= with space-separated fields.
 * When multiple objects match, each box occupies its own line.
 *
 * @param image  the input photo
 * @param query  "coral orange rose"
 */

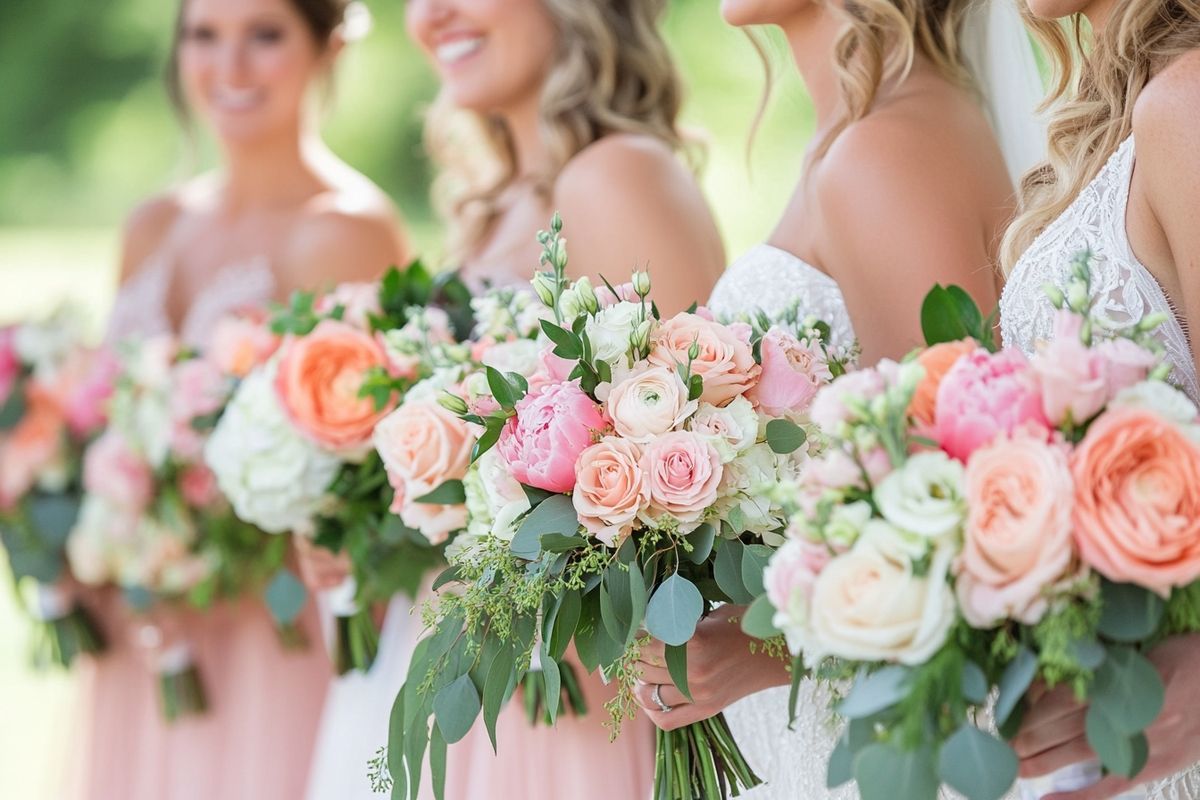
xmin=909 ymin=340 xmax=975 ymax=428
xmin=1072 ymin=408 xmax=1200 ymax=595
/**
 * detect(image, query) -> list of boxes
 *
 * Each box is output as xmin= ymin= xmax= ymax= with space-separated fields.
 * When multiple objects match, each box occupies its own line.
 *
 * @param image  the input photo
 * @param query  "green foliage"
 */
xmin=920 ymin=285 xmax=997 ymax=351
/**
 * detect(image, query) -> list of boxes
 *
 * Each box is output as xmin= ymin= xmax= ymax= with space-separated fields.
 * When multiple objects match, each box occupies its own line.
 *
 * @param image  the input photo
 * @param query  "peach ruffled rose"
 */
xmin=648 ymin=313 xmax=760 ymax=407
xmin=1072 ymin=408 xmax=1200 ymax=595
xmin=274 ymin=320 xmax=393 ymax=457
xmin=0 ymin=388 xmax=66 ymax=509
xmin=909 ymin=340 xmax=975 ymax=428
xmin=956 ymin=430 xmax=1076 ymax=627
xmin=573 ymin=437 xmax=649 ymax=547
xmin=374 ymin=400 xmax=474 ymax=544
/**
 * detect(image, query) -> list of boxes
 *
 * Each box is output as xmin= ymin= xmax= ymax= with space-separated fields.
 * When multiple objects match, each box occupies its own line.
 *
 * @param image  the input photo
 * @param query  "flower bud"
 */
xmin=438 ymin=392 xmax=470 ymax=416
xmin=1066 ymin=281 xmax=1089 ymax=312
xmin=532 ymin=272 xmax=557 ymax=307
xmin=1041 ymin=284 xmax=1066 ymax=309
xmin=632 ymin=271 xmax=652 ymax=297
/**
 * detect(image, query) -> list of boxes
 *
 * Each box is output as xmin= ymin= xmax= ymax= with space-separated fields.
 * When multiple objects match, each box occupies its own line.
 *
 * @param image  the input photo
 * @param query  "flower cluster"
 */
xmin=759 ymin=259 xmax=1200 ymax=800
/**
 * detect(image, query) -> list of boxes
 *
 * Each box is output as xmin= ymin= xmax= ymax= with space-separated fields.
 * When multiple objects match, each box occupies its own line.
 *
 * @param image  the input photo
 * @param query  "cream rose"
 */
xmin=690 ymin=397 xmax=759 ymax=462
xmin=573 ymin=437 xmax=649 ymax=546
xmin=606 ymin=366 xmax=697 ymax=443
xmin=805 ymin=524 xmax=956 ymax=666
xmin=585 ymin=301 xmax=643 ymax=363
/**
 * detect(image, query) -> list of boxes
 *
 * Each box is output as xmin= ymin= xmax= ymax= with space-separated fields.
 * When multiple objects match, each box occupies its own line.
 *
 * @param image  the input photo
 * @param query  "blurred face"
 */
xmin=406 ymin=0 xmax=558 ymax=114
xmin=1025 ymin=0 xmax=1113 ymax=23
xmin=178 ymin=0 xmax=330 ymax=143
xmin=720 ymin=0 xmax=811 ymax=27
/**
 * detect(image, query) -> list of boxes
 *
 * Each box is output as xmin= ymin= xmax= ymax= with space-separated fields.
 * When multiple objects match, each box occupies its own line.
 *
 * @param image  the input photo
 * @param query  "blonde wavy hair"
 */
xmin=1001 ymin=0 xmax=1200 ymax=272
xmin=425 ymin=0 xmax=690 ymax=263
xmin=816 ymin=0 xmax=977 ymax=155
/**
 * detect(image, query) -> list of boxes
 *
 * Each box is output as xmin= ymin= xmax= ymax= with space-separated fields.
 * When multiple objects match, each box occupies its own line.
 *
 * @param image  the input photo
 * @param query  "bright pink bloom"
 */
xmin=497 ymin=381 xmax=609 ymax=493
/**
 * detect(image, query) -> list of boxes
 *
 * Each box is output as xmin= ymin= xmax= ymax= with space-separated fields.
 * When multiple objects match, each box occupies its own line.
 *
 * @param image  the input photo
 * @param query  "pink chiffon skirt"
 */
xmin=66 ymin=591 xmax=330 ymax=800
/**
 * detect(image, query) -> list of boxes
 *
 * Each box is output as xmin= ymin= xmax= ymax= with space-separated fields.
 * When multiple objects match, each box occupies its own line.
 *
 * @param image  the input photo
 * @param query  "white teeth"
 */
xmin=435 ymin=37 xmax=483 ymax=65
xmin=213 ymin=87 xmax=262 ymax=111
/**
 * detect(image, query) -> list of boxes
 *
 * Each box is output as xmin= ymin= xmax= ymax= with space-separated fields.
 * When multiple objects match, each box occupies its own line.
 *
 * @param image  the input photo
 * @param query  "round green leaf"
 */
xmin=838 ymin=666 xmax=911 ymax=719
xmin=937 ymin=725 xmax=1018 ymax=800
xmin=995 ymin=647 xmax=1038 ymax=727
xmin=1085 ymin=704 xmax=1139 ymax=778
xmin=741 ymin=544 xmax=773 ymax=598
xmin=645 ymin=574 xmax=704 ymax=647
xmin=413 ymin=480 xmax=467 ymax=506
xmin=855 ymin=742 xmax=939 ymax=800
xmin=1089 ymin=646 xmax=1164 ymax=735
xmin=741 ymin=594 xmax=781 ymax=640
xmin=714 ymin=539 xmax=753 ymax=604
xmin=434 ymin=673 xmax=481 ymax=744
xmin=510 ymin=494 xmax=578 ymax=560
xmin=1098 ymin=582 xmax=1165 ymax=643
xmin=766 ymin=419 xmax=807 ymax=454
xmin=685 ymin=523 xmax=716 ymax=565
xmin=264 ymin=569 xmax=308 ymax=625
xmin=960 ymin=660 xmax=989 ymax=706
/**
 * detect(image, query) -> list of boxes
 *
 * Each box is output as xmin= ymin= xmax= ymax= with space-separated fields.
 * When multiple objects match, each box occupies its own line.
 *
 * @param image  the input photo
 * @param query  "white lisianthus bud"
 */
xmin=531 ymin=272 xmax=557 ymax=307
xmin=438 ymin=392 xmax=470 ymax=416
xmin=553 ymin=238 xmax=569 ymax=270
xmin=687 ymin=338 xmax=701 ymax=362
xmin=630 ymin=319 xmax=653 ymax=353
xmin=632 ymin=271 xmax=652 ymax=297
xmin=575 ymin=276 xmax=599 ymax=315
xmin=1042 ymin=284 xmax=1066 ymax=309
xmin=1066 ymin=281 xmax=1089 ymax=312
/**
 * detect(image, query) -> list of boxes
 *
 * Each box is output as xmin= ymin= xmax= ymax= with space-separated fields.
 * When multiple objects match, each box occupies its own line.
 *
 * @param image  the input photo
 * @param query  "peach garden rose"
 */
xmin=573 ymin=437 xmax=649 ymax=546
xmin=648 ymin=312 xmax=760 ymax=407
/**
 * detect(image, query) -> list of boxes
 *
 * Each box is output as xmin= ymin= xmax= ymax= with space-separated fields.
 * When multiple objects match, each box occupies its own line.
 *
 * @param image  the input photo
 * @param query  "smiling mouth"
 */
xmin=212 ymin=86 xmax=265 ymax=112
xmin=435 ymin=36 xmax=484 ymax=66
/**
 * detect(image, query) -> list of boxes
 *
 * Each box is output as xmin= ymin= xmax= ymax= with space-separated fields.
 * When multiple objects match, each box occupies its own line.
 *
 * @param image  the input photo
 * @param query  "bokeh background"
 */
xmin=0 ymin=1 xmax=817 ymax=796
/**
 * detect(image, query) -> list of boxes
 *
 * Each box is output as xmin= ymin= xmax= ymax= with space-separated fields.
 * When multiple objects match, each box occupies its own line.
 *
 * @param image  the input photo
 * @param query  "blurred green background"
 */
xmin=0 ymin=1 xmax=815 ymax=797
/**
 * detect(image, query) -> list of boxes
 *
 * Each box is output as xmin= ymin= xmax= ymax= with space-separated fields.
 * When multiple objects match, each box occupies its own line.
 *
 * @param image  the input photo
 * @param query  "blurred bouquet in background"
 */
xmin=0 ymin=307 xmax=116 ymax=668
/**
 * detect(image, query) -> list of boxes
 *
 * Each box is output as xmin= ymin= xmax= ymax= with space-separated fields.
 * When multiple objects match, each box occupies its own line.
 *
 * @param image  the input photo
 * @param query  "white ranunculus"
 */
xmin=585 ymin=301 xmax=643 ymax=363
xmin=475 ymin=449 xmax=529 ymax=543
xmin=874 ymin=451 xmax=965 ymax=542
xmin=203 ymin=365 xmax=341 ymax=534
xmin=481 ymin=339 xmax=541 ymax=379
xmin=1112 ymin=381 xmax=1200 ymax=440
xmin=690 ymin=397 xmax=759 ymax=462
xmin=606 ymin=365 xmax=696 ymax=442
xmin=805 ymin=529 xmax=956 ymax=666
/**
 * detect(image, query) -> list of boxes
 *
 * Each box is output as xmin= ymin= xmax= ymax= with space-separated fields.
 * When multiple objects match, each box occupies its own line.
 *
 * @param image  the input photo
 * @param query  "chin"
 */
xmin=720 ymin=0 xmax=808 ymax=27
xmin=1024 ymin=0 xmax=1089 ymax=20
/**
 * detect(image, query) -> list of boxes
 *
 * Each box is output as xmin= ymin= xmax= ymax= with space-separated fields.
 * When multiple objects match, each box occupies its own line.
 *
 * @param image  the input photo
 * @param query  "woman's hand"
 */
xmin=294 ymin=535 xmax=352 ymax=591
xmin=631 ymin=604 xmax=792 ymax=731
xmin=1014 ymin=633 xmax=1200 ymax=800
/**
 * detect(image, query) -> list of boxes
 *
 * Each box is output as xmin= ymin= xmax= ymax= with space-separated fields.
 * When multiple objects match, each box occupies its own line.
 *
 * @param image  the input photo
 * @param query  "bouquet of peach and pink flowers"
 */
xmin=68 ymin=323 xmax=291 ymax=721
xmin=0 ymin=308 xmax=116 ymax=668
xmin=751 ymin=253 xmax=1200 ymax=800
xmin=382 ymin=216 xmax=851 ymax=800
xmin=206 ymin=263 xmax=474 ymax=674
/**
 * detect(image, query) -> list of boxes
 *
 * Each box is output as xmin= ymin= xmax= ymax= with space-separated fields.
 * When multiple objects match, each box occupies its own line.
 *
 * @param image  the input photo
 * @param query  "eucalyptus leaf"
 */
xmin=431 ymin=566 xmax=463 ymax=592
xmin=540 ymin=647 xmax=562 ymax=723
xmin=263 ymin=569 xmax=307 ymax=625
xmin=684 ymin=523 xmax=716 ymax=565
xmin=482 ymin=645 xmax=517 ymax=751
xmin=548 ymin=589 xmax=581 ymax=660
xmin=28 ymin=494 xmax=81 ymax=547
xmin=429 ymin=725 xmax=447 ymax=800
xmin=665 ymin=643 xmax=691 ymax=703
xmin=995 ymin=647 xmax=1038 ymax=727
xmin=715 ymin=539 xmax=753 ymax=604
xmin=765 ymin=418 xmax=807 ymax=455
xmin=937 ymin=725 xmax=1019 ymax=800
xmin=1098 ymin=581 xmax=1166 ymax=643
xmin=387 ymin=689 xmax=408 ymax=800
xmin=741 ymin=544 xmax=773 ymax=597
xmin=511 ymin=495 xmax=579 ymax=560
xmin=0 ymin=387 xmax=27 ymax=430
xmin=645 ymin=574 xmax=704 ymax=647
xmin=838 ymin=666 xmax=911 ymax=719
xmin=855 ymin=743 xmax=939 ymax=800
xmin=433 ymin=673 xmax=481 ymax=744
xmin=601 ymin=565 xmax=634 ymax=644
xmin=741 ymin=594 xmax=781 ymax=640
xmin=960 ymin=660 xmax=989 ymax=706
xmin=414 ymin=480 xmax=467 ymax=506
xmin=1086 ymin=704 xmax=1140 ymax=778
xmin=1090 ymin=646 xmax=1164 ymax=735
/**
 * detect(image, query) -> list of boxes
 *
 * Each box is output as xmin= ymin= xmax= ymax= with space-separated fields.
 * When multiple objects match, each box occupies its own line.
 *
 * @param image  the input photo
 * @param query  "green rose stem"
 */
xmin=158 ymin=654 xmax=208 ymax=723
xmin=333 ymin=606 xmax=380 ymax=675
xmin=655 ymin=713 xmax=761 ymax=800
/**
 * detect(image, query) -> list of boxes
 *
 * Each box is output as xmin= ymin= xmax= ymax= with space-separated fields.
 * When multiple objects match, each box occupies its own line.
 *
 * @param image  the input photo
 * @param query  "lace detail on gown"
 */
xmin=709 ymin=244 xmax=857 ymax=350
xmin=1001 ymin=136 xmax=1199 ymax=403
xmin=106 ymin=255 xmax=276 ymax=348
xmin=1002 ymin=136 xmax=1200 ymax=799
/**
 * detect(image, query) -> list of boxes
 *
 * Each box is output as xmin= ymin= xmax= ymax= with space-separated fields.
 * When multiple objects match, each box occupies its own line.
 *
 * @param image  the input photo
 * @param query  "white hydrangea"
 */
xmin=690 ymin=397 xmax=759 ymax=463
xmin=203 ymin=364 xmax=341 ymax=535
xmin=480 ymin=339 xmax=541 ymax=378
xmin=717 ymin=443 xmax=790 ymax=540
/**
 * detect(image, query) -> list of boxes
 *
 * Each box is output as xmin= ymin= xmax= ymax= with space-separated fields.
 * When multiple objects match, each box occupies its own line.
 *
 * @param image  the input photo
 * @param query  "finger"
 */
xmin=1018 ymin=737 xmax=1095 ymax=778
xmin=632 ymin=681 xmax=691 ymax=715
xmin=1044 ymin=773 xmax=1135 ymax=800
xmin=643 ymin=702 xmax=712 ymax=732
xmin=1019 ymin=685 xmax=1087 ymax=730
xmin=1013 ymin=707 xmax=1088 ymax=758
xmin=640 ymin=639 xmax=666 ymax=667
xmin=633 ymin=665 xmax=673 ymax=686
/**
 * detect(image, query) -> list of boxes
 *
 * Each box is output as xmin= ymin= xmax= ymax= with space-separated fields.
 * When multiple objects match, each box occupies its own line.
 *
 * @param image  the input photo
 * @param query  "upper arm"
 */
xmin=815 ymin=128 xmax=1000 ymax=363
xmin=281 ymin=201 xmax=410 ymax=298
xmin=552 ymin=135 xmax=725 ymax=316
xmin=1133 ymin=62 xmax=1200 ymax=373
xmin=117 ymin=194 xmax=182 ymax=286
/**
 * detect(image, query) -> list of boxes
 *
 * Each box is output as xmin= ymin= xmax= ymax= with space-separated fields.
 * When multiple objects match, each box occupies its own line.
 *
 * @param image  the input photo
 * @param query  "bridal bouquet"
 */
xmin=383 ymin=215 xmax=848 ymax=800
xmin=0 ymin=308 xmax=116 ymax=668
xmin=205 ymin=263 xmax=473 ymax=674
xmin=753 ymin=254 xmax=1200 ymax=800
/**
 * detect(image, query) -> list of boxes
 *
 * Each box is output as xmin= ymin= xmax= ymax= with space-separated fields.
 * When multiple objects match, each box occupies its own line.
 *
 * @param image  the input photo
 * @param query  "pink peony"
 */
xmin=641 ymin=430 xmax=723 ymax=526
xmin=932 ymin=348 xmax=1049 ymax=461
xmin=746 ymin=327 xmax=831 ymax=417
xmin=956 ymin=430 xmax=1076 ymax=627
xmin=497 ymin=381 xmax=610 ymax=494
xmin=649 ymin=313 xmax=760 ymax=407
xmin=83 ymin=430 xmax=153 ymax=512
xmin=1072 ymin=408 xmax=1200 ymax=596
xmin=596 ymin=282 xmax=639 ymax=307
xmin=573 ymin=437 xmax=649 ymax=546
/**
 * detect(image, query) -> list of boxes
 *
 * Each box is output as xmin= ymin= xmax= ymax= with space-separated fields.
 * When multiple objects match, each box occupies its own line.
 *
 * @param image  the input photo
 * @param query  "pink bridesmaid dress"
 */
xmin=66 ymin=256 xmax=331 ymax=800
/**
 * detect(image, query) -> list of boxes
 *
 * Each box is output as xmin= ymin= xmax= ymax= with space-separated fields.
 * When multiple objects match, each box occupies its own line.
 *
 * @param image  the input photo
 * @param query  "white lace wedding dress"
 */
xmin=708 ymin=244 xmax=861 ymax=799
xmin=1001 ymin=135 xmax=1200 ymax=799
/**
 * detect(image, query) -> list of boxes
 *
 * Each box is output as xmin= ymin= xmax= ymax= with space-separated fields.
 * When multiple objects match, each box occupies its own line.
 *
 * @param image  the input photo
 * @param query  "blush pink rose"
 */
xmin=1072 ymin=408 xmax=1200 ymax=595
xmin=208 ymin=313 xmax=279 ymax=378
xmin=956 ymin=430 xmax=1076 ymax=627
xmin=573 ymin=437 xmax=649 ymax=546
xmin=933 ymin=348 xmax=1049 ymax=461
xmin=179 ymin=463 xmax=220 ymax=509
xmin=315 ymin=282 xmax=382 ymax=330
xmin=649 ymin=313 xmax=760 ymax=407
xmin=274 ymin=320 xmax=394 ymax=455
xmin=374 ymin=401 xmax=475 ymax=544
xmin=746 ymin=328 xmax=832 ymax=416
xmin=497 ymin=381 xmax=610 ymax=493
xmin=641 ymin=430 xmax=723 ymax=526
xmin=83 ymin=430 xmax=153 ymax=512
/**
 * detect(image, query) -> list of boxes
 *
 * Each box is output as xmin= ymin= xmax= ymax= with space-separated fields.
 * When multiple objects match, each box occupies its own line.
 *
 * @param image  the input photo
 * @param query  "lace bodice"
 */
xmin=1001 ymin=136 xmax=1199 ymax=403
xmin=708 ymin=245 xmax=857 ymax=351
xmin=106 ymin=255 xmax=276 ymax=348
xmin=1002 ymin=136 xmax=1200 ymax=800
